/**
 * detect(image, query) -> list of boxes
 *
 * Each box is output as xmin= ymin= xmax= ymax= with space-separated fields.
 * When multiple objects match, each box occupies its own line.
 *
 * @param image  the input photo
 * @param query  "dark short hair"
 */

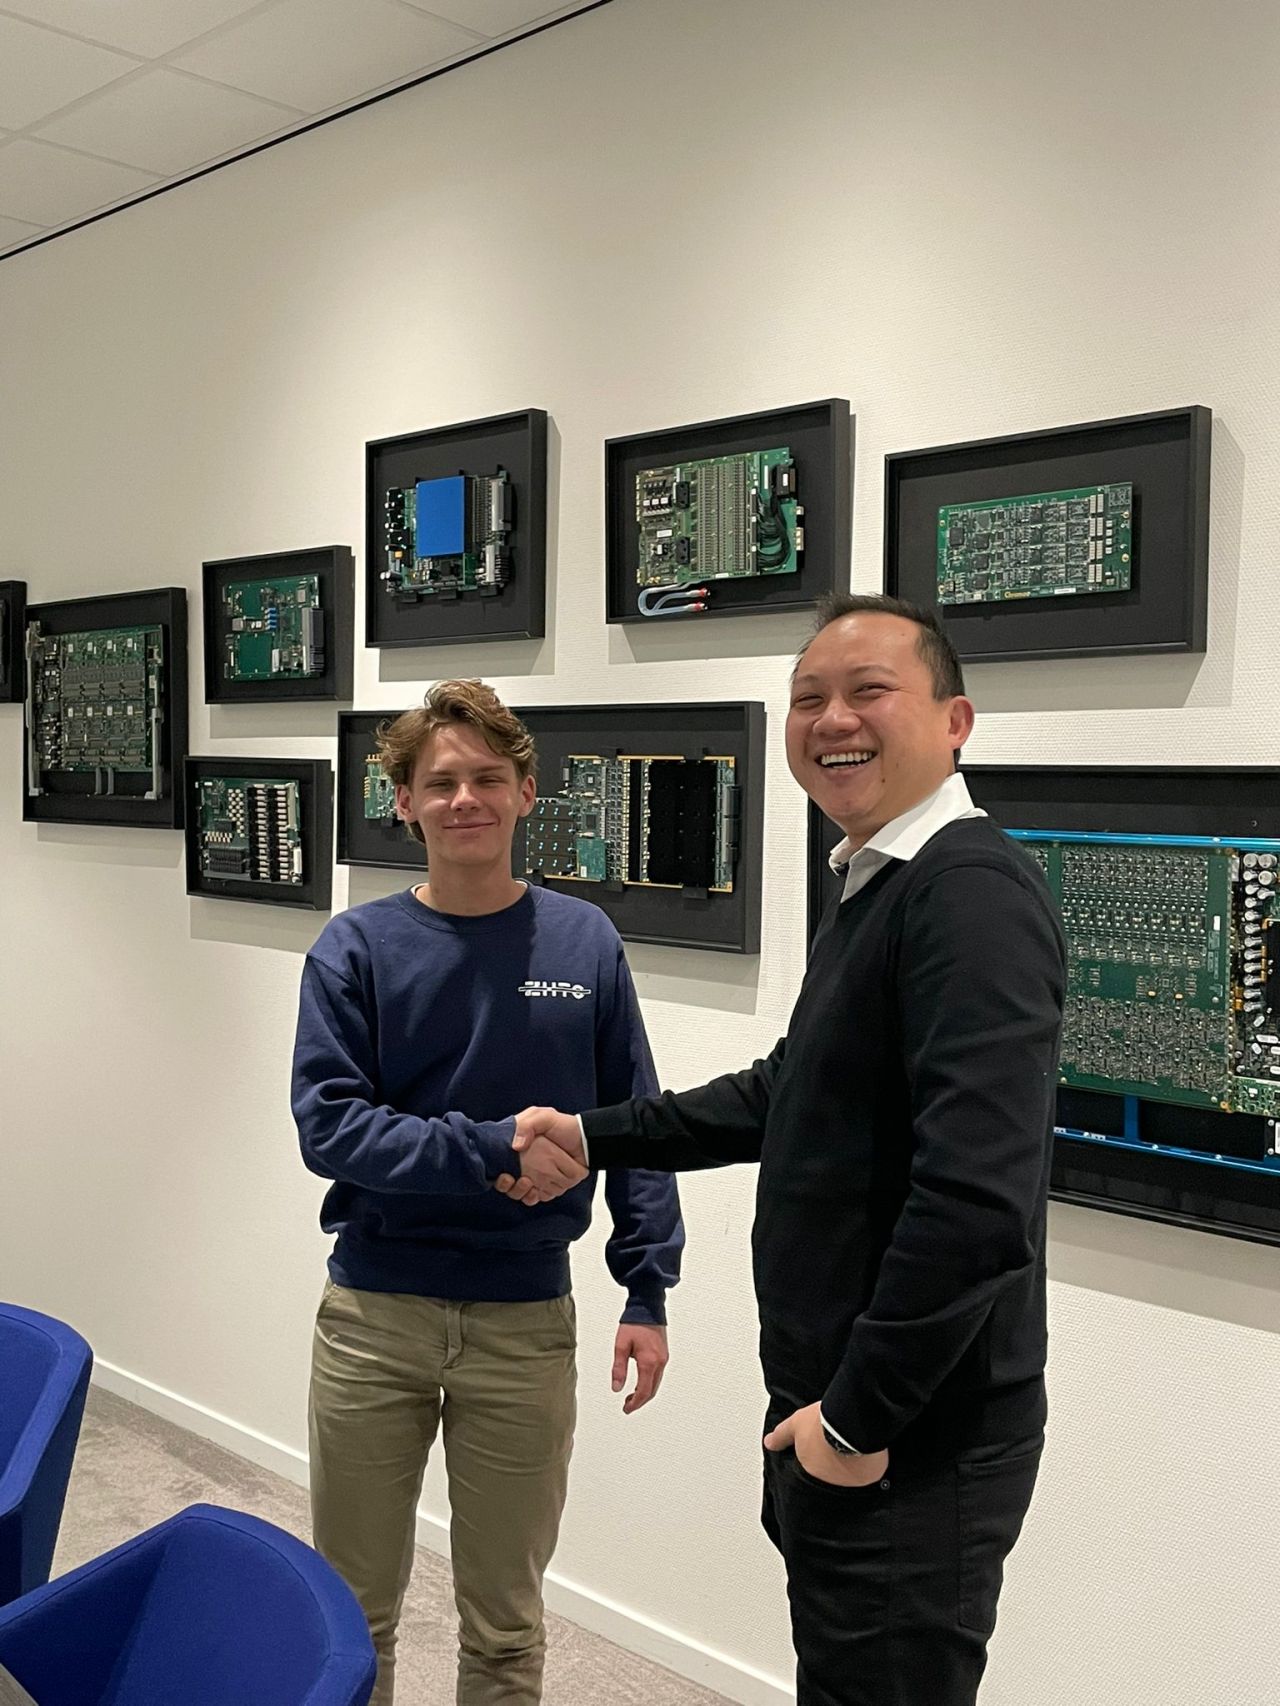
xmin=797 ymin=593 xmax=966 ymax=700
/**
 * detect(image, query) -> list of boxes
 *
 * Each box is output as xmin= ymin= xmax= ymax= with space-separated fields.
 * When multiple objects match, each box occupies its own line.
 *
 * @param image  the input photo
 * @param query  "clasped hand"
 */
xmin=494 ymin=1106 xmax=586 ymax=1205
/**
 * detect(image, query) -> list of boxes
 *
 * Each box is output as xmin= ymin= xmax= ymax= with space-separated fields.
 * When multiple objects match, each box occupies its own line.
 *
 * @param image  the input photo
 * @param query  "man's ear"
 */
xmin=394 ymin=782 xmax=414 ymax=823
xmin=517 ymin=775 xmax=537 ymax=819
xmin=948 ymin=696 xmax=975 ymax=752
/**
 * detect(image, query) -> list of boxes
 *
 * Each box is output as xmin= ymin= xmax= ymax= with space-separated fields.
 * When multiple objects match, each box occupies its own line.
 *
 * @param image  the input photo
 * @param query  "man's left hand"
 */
xmin=763 ymin=1402 xmax=889 ymax=1487
xmin=612 ymin=1323 xmax=668 ymax=1415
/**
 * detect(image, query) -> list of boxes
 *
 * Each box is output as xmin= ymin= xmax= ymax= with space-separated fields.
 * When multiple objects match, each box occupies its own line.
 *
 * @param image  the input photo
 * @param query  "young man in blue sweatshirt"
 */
xmin=291 ymin=680 xmax=683 ymax=1706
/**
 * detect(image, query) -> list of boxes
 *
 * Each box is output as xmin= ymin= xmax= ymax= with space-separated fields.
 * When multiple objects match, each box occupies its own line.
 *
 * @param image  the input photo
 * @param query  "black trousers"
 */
xmin=761 ymin=1432 xmax=1042 ymax=1706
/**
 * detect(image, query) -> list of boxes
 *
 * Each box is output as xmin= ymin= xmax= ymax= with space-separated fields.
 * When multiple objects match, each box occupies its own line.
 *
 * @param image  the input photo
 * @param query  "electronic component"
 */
xmin=1016 ymin=833 xmax=1280 ymax=1121
xmin=25 ymin=621 xmax=164 ymax=799
xmin=362 ymin=753 xmax=398 ymax=825
xmin=381 ymin=470 xmax=512 ymax=600
xmin=636 ymin=449 xmax=801 ymax=616
xmin=223 ymin=574 xmax=323 ymax=681
xmin=523 ymin=754 xmax=739 ymax=891
xmin=196 ymin=777 xmax=303 ymax=885
xmin=937 ymin=482 xmax=1132 ymax=606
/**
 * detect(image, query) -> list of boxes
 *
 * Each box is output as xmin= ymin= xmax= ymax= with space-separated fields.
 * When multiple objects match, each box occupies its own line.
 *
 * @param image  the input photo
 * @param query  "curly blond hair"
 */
xmin=376 ymin=681 xmax=536 ymax=847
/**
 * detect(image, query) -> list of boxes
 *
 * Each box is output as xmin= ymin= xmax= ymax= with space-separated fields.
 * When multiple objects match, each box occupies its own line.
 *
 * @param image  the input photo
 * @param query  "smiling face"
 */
xmin=785 ymin=612 xmax=974 ymax=847
xmin=395 ymin=722 xmax=535 ymax=876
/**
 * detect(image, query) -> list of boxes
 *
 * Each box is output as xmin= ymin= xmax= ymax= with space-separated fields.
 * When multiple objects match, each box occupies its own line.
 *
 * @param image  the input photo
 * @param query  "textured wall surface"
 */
xmin=2 ymin=1 xmax=1278 ymax=1700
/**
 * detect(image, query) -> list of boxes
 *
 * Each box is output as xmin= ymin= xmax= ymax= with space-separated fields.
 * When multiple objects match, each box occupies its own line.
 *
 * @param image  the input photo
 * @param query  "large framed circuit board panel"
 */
xmin=365 ymin=411 xmax=547 ymax=649
xmin=183 ymin=756 xmax=333 ymax=910
xmin=605 ymin=401 xmax=852 ymax=624
xmin=807 ymin=767 xmax=1280 ymax=1245
xmin=337 ymin=709 xmax=424 ymax=871
xmin=0 ymin=581 xmax=26 ymax=703
xmin=884 ymin=407 xmax=1210 ymax=662
xmin=203 ymin=547 xmax=353 ymax=703
xmin=22 ymin=588 xmax=188 ymax=829
xmin=514 ymin=703 xmax=765 ymax=952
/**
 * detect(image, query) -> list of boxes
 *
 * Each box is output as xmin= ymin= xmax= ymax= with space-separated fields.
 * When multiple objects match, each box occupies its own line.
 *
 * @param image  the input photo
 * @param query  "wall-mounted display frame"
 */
xmin=808 ymin=764 xmax=1280 ymax=1247
xmin=203 ymin=546 xmax=354 ymax=704
xmin=183 ymin=754 xmax=333 ymax=911
xmin=605 ymin=400 xmax=852 ymax=625
xmin=340 ymin=701 xmax=766 ymax=952
xmin=337 ymin=709 xmax=422 ymax=872
xmin=884 ymin=406 xmax=1211 ymax=662
xmin=22 ymin=587 xmax=188 ymax=830
xmin=0 ymin=580 xmax=26 ymax=703
xmin=365 ymin=410 xmax=547 ymax=650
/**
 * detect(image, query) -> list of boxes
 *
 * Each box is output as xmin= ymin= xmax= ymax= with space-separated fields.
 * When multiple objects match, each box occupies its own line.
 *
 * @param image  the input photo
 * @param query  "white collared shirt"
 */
xmin=829 ymin=770 xmax=986 ymax=904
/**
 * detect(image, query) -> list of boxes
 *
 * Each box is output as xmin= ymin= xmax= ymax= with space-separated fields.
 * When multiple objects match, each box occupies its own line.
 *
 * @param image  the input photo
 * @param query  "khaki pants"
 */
xmin=309 ymin=1281 xmax=577 ymax=1706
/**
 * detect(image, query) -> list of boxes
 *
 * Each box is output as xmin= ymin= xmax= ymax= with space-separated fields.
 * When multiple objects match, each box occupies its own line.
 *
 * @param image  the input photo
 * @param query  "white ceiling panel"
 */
xmin=0 ymin=13 xmax=139 ymax=130
xmin=0 ymin=2 xmax=267 ymax=60
xmin=171 ymin=0 xmax=482 ymax=114
xmin=0 ymin=211 xmax=45 ymax=247
xmin=0 ymin=138 xmax=157 ymax=226
xmin=33 ymin=67 xmax=302 ymax=176
xmin=409 ymin=1 xmax=582 ymax=39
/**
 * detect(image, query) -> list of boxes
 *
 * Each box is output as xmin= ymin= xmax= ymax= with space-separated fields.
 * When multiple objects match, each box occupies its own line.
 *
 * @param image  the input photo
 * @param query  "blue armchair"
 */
xmin=0 ymin=1303 xmax=92 ymax=1609
xmin=0 ymin=1503 xmax=376 ymax=1705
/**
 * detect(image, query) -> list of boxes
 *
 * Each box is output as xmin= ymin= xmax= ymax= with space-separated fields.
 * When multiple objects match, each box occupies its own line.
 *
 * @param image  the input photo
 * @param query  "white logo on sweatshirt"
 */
xmin=518 ymin=979 xmax=591 ymax=1000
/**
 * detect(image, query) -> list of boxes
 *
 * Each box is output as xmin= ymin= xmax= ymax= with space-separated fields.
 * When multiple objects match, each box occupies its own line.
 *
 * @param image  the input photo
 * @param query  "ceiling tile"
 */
xmin=0 ymin=212 xmax=46 ymax=251
xmin=0 ymin=2 xmax=266 ymax=60
xmin=0 ymin=138 xmax=157 ymax=226
xmin=171 ymin=0 xmax=481 ymax=114
xmin=0 ymin=14 xmax=139 ymax=130
xmin=403 ymin=1 xmax=578 ymax=38
xmin=33 ymin=67 xmax=300 ymax=176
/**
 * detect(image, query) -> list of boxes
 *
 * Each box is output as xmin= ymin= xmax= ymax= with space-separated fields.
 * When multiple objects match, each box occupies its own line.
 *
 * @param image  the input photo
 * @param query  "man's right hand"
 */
xmin=494 ymin=1108 xmax=588 ymax=1206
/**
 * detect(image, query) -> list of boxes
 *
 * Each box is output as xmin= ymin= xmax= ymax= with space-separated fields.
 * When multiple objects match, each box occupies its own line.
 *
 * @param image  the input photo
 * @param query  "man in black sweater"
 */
xmin=502 ymin=594 xmax=1067 ymax=1706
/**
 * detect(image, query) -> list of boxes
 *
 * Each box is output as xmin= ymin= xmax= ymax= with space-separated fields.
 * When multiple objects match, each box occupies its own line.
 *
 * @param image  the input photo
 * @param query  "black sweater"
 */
xmin=583 ymin=816 xmax=1066 ymax=1458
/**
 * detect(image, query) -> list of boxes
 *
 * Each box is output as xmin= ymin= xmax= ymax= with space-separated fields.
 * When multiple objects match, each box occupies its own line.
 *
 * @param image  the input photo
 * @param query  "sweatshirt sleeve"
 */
xmin=292 ymin=956 xmax=521 ymax=1193
xmin=595 ymin=944 xmax=684 ymax=1326
xmin=821 ymin=864 xmax=1065 ymax=1451
xmin=582 ymin=1037 xmax=784 ymax=1172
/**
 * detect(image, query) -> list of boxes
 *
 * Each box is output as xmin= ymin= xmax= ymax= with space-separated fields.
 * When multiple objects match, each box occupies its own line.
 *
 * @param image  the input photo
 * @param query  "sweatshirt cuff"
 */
xmin=476 ymin=1116 xmax=521 ymax=1183
xmin=620 ymin=1291 xmax=667 ymax=1328
xmin=580 ymin=1104 xmax=650 ymax=1169
xmin=820 ymin=1357 xmax=888 ymax=1454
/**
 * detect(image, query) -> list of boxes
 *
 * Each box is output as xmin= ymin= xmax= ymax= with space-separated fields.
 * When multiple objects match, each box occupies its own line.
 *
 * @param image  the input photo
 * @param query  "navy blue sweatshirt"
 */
xmin=291 ymin=885 xmax=683 ymax=1325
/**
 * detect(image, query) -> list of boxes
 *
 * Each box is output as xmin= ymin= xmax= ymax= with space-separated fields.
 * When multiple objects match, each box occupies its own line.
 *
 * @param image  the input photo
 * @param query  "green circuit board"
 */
xmin=197 ymin=776 xmax=303 ymax=885
xmin=224 ymin=574 xmax=323 ymax=681
xmin=26 ymin=621 xmax=164 ymax=797
xmin=938 ymin=482 xmax=1132 ymax=605
xmin=363 ymin=754 xmax=398 ymax=823
xmin=524 ymin=754 xmax=738 ymax=892
xmin=637 ymin=448 xmax=802 ymax=587
xmin=1022 ymin=836 xmax=1280 ymax=1117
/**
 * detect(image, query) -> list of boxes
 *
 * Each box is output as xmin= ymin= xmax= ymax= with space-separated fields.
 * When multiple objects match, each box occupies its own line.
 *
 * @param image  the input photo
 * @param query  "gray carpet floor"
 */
xmin=57 ymin=1387 xmax=734 ymax=1706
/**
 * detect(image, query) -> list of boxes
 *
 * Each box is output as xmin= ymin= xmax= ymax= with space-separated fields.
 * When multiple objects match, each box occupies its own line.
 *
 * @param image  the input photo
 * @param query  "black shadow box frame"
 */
xmin=884 ymin=406 xmax=1211 ymax=662
xmin=203 ymin=546 xmax=354 ymax=704
xmin=339 ymin=702 xmax=766 ymax=952
xmin=0 ymin=580 xmax=26 ymax=702
xmin=23 ymin=587 xmax=188 ymax=830
xmin=365 ymin=410 xmax=547 ymax=649
xmin=337 ymin=709 xmax=424 ymax=872
xmin=183 ymin=754 xmax=333 ymax=911
xmin=605 ymin=400 xmax=852 ymax=625
xmin=807 ymin=765 xmax=1280 ymax=1247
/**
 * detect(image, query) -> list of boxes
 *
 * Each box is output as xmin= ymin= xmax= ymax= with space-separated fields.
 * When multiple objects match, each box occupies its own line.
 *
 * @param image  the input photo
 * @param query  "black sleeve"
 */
xmin=821 ymin=865 xmax=1065 ymax=1450
xmin=581 ymin=1038 xmax=786 ymax=1171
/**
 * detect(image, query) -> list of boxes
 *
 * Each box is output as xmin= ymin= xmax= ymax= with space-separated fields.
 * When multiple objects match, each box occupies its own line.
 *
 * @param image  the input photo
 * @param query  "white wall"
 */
xmin=2 ymin=0 xmax=1279 ymax=1700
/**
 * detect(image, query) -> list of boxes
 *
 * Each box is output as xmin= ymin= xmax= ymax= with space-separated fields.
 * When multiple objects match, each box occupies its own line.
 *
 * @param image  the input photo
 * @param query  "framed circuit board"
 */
xmin=937 ymin=482 xmax=1132 ymax=605
xmin=806 ymin=765 xmax=1280 ymax=1246
xmin=606 ymin=401 xmax=851 ymax=624
xmin=885 ymin=407 xmax=1210 ymax=662
xmin=336 ymin=710 xmax=422 ymax=870
xmin=22 ymin=588 xmax=187 ymax=829
xmin=0 ymin=581 xmax=26 ymax=703
xmin=184 ymin=756 xmax=332 ymax=909
xmin=203 ymin=547 xmax=353 ymax=703
xmin=524 ymin=754 xmax=739 ymax=892
xmin=365 ymin=412 xmax=546 ymax=649
xmin=635 ymin=449 xmax=800 ymax=616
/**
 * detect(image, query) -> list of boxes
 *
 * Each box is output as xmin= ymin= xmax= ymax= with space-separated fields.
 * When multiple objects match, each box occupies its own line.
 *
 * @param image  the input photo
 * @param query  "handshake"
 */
xmin=495 ymin=1108 xmax=588 ymax=1206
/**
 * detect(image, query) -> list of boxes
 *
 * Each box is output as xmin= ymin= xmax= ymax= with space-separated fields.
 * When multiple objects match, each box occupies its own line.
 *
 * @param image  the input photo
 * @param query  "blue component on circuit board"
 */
xmin=415 ymin=476 xmax=467 ymax=559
